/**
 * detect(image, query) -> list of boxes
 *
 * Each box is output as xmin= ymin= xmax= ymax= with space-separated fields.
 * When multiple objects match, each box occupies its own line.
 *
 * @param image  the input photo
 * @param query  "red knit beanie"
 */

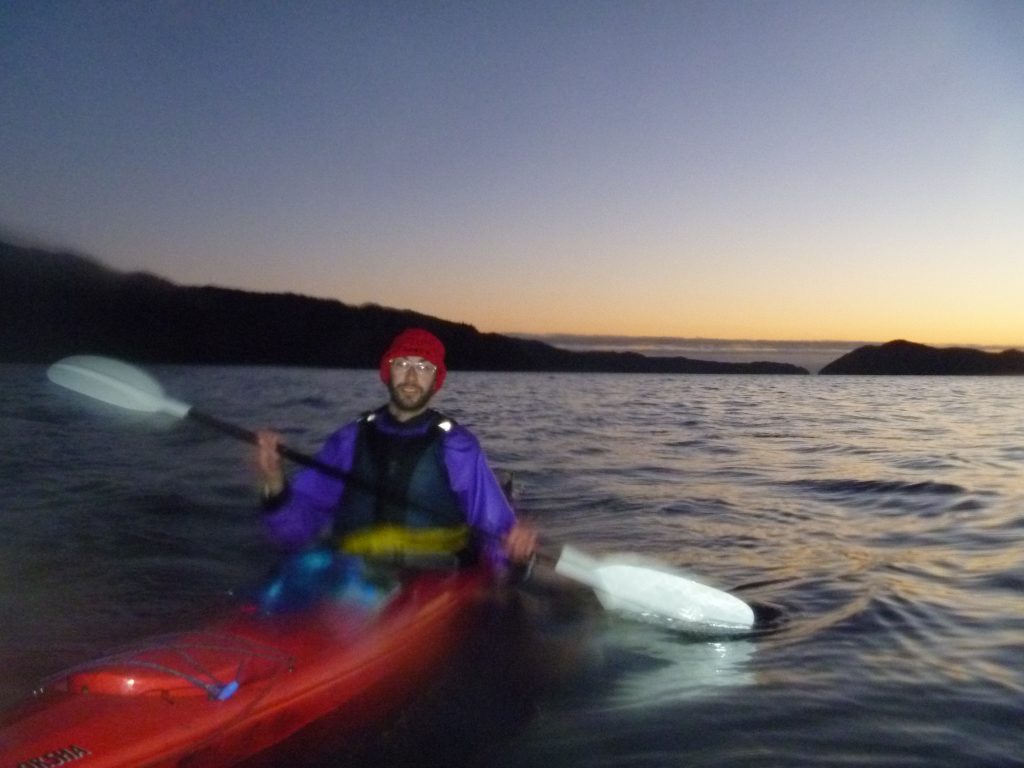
xmin=379 ymin=328 xmax=447 ymax=391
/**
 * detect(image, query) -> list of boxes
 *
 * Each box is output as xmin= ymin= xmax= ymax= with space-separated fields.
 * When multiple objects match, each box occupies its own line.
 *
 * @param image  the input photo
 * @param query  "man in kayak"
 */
xmin=255 ymin=327 xmax=536 ymax=568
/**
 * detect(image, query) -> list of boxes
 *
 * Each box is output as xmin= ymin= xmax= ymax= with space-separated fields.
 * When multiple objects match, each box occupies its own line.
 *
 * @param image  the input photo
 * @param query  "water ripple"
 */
xmin=3 ymin=366 xmax=1023 ymax=768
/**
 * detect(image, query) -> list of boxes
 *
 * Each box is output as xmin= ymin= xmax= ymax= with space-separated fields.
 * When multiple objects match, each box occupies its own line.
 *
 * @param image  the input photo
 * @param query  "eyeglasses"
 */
xmin=390 ymin=358 xmax=437 ymax=376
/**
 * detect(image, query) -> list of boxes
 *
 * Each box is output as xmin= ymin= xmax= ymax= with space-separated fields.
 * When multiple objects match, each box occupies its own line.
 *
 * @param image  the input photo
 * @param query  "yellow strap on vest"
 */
xmin=338 ymin=524 xmax=471 ymax=557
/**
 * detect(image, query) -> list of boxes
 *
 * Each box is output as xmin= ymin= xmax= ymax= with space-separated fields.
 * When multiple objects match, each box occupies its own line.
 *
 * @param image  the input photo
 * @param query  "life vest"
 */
xmin=335 ymin=409 xmax=473 ymax=564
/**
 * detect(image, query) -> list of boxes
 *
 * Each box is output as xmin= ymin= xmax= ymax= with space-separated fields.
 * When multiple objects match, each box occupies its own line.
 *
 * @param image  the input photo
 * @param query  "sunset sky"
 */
xmin=2 ymin=1 xmax=1021 ymax=348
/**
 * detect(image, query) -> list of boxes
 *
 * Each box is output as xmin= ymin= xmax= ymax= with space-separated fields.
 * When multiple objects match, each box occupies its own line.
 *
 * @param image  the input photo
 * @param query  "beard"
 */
xmin=388 ymin=380 xmax=434 ymax=416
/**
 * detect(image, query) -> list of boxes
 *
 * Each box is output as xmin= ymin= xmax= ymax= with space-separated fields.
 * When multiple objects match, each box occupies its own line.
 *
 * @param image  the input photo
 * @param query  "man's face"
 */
xmin=387 ymin=356 xmax=437 ymax=419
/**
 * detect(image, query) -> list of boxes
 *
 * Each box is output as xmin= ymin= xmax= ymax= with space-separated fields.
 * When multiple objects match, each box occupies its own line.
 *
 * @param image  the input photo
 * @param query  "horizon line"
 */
xmin=3 ymin=231 xmax=1019 ymax=354
xmin=504 ymin=333 xmax=1022 ymax=353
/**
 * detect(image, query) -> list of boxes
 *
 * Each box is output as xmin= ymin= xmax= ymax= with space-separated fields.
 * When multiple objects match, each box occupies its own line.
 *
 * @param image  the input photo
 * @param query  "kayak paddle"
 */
xmin=551 ymin=545 xmax=754 ymax=633
xmin=47 ymin=355 xmax=347 ymax=481
xmin=47 ymin=354 xmax=755 ymax=634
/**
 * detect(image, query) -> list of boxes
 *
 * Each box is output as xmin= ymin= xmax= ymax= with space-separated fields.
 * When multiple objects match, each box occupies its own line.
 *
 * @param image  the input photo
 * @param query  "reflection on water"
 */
xmin=1 ymin=365 xmax=1023 ymax=767
xmin=589 ymin=625 xmax=757 ymax=711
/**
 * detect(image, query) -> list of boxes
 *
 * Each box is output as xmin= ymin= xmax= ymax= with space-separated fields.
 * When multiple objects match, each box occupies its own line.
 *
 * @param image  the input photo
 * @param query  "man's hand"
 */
xmin=255 ymin=430 xmax=285 ymax=497
xmin=503 ymin=521 xmax=538 ymax=563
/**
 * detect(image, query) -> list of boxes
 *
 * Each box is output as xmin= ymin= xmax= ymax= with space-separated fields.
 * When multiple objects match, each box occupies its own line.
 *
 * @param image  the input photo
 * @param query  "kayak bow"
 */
xmin=1 ymin=566 xmax=493 ymax=767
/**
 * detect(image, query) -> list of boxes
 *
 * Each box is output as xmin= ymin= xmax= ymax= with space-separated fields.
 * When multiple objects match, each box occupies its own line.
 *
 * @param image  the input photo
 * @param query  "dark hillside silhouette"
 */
xmin=1 ymin=239 xmax=807 ymax=374
xmin=820 ymin=339 xmax=1024 ymax=375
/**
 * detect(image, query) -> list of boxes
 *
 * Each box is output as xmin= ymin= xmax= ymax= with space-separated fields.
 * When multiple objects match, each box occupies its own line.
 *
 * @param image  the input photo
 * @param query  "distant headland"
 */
xmin=820 ymin=339 xmax=1024 ymax=375
xmin=0 ymin=239 xmax=806 ymax=374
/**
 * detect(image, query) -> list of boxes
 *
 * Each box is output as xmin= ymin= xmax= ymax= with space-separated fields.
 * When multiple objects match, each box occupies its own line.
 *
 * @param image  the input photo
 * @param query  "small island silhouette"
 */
xmin=820 ymin=339 xmax=1024 ymax=375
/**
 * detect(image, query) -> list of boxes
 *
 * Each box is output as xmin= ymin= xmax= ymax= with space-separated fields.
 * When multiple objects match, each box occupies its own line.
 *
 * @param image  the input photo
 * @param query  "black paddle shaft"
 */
xmin=187 ymin=409 xmax=350 ymax=482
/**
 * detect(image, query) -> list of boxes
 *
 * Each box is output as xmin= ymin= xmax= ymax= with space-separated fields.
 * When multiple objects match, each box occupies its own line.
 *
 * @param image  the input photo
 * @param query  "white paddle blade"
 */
xmin=555 ymin=546 xmax=754 ymax=635
xmin=592 ymin=561 xmax=755 ymax=633
xmin=47 ymin=356 xmax=191 ymax=418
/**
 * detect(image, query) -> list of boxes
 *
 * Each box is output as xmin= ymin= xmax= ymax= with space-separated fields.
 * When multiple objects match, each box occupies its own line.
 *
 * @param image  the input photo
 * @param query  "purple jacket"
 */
xmin=263 ymin=408 xmax=517 ymax=565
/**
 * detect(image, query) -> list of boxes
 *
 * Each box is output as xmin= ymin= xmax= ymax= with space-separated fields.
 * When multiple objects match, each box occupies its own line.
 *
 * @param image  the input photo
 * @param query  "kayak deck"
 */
xmin=0 ymin=565 xmax=493 ymax=768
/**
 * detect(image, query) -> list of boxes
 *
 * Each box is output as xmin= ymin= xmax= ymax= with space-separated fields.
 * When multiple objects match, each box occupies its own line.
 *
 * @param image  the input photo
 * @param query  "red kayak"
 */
xmin=0 ymin=564 xmax=494 ymax=767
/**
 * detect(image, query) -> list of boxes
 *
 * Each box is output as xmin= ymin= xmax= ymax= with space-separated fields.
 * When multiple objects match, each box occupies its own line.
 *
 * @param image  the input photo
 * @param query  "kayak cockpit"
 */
xmin=52 ymin=631 xmax=292 ymax=701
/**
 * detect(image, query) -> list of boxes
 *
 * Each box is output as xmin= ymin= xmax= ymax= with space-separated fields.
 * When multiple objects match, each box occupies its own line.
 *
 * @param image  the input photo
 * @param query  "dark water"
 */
xmin=2 ymin=364 xmax=1023 ymax=766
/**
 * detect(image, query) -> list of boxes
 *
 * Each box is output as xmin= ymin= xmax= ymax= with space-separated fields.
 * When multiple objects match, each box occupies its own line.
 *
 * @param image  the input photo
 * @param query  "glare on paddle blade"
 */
xmin=47 ymin=356 xmax=191 ymax=417
xmin=554 ymin=546 xmax=754 ymax=635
